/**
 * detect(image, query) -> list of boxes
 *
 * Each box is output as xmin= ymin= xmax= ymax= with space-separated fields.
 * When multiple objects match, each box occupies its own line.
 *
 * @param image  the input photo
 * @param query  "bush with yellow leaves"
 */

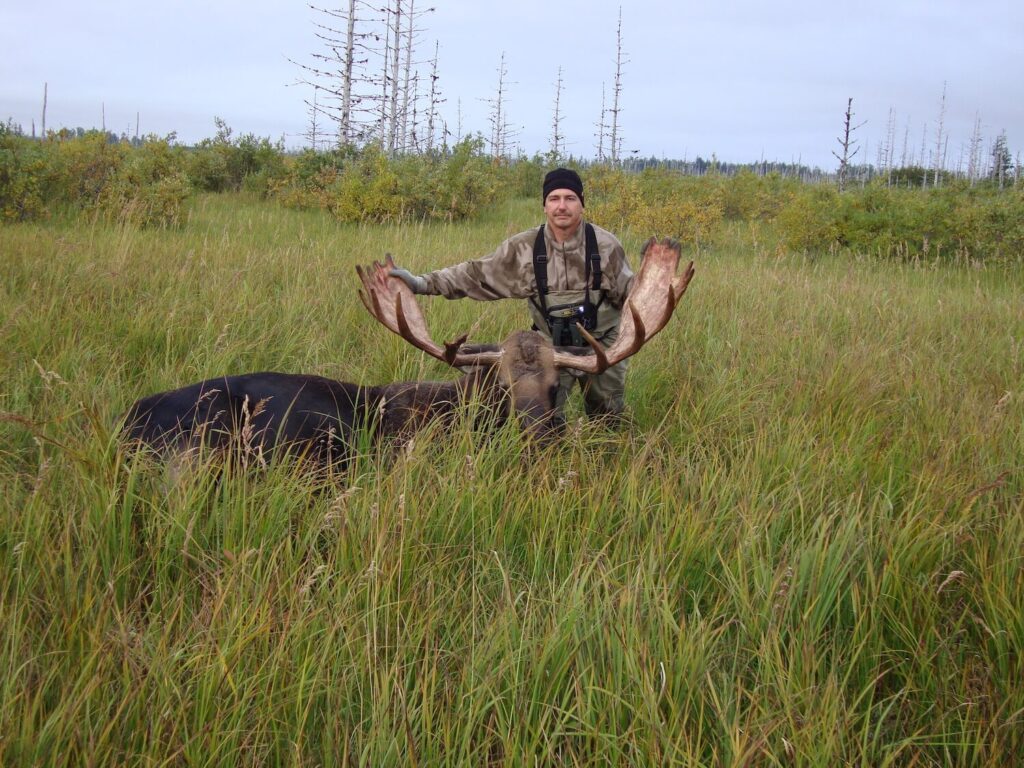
xmin=587 ymin=166 xmax=725 ymax=246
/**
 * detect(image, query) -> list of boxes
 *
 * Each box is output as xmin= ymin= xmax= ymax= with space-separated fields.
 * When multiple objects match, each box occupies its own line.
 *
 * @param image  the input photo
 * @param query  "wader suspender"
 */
xmin=532 ymin=223 xmax=603 ymax=318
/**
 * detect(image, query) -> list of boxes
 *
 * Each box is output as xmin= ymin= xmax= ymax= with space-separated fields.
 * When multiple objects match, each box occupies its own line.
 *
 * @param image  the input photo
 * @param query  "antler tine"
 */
xmin=393 ymin=293 xmax=415 ymax=343
xmin=393 ymin=292 xmax=445 ymax=359
xmin=369 ymin=285 xmax=388 ymax=328
xmin=628 ymin=299 xmax=648 ymax=348
xmin=609 ymin=300 xmax=648 ymax=363
xmin=355 ymin=257 xmax=504 ymax=370
xmin=357 ymin=287 xmax=372 ymax=314
xmin=575 ymin=325 xmax=609 ymax=371
xmin=672 ymin=260 xmax=696 ymax=304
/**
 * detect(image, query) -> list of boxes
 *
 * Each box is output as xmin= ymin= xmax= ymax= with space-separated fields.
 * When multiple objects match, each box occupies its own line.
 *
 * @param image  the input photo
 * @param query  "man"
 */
xmin=389 ymin=168 xmax=635 ymax=418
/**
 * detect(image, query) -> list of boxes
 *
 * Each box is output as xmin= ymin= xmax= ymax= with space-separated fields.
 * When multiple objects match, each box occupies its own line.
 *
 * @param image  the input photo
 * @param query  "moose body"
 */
xmin=122 ymin=240 xmax=693 ymax=468
xmin=124 ymin=371 xmax=375 ymax=466
xmin=122 ymin=330 xmax=564 ymax=467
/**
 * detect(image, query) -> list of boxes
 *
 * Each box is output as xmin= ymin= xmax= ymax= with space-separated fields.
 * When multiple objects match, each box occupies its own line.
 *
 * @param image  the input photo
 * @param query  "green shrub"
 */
xmin=777 ymin=181 xmax=1024 ymax=262
xmin=0 ymin=131 xmax=193 ymax=228
xmin=185 ymin=146 xmax=231 ymax=192
xmin=0 ymin=128 xmax=47 ymax=222
xmin=49 ymin=131 xmax=128 ymax=207
xmin=718 ymin=170 xmax=797 ymax=220
xmin=98 ymin=170 xmax=190 ymax=228
xmin=587 ymin=166 xmax=725 ymax=245
xmin=502 ymin=154 xmax=546 ymax=198
xmin=323 ymin=144 xmax=404 ymax=222
xmin=93 ymin=139 xmax=190 ymax=227
xmin=268 ymin=137 xmax=504 ymax=223
xmin=776 ymin=185 xmax=843 ymax=252
xmin=406 ymin=137 xmax=504 ymax=220
xmin=187 ymin=118 xmax=286 ymax=193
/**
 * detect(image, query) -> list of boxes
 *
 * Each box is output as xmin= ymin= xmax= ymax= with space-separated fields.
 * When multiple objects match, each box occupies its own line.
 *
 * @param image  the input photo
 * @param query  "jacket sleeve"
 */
xmin=421 ymin=236 xmax=535 ymax=300
xmin=599 ymin=235 xmax=635 ymax=308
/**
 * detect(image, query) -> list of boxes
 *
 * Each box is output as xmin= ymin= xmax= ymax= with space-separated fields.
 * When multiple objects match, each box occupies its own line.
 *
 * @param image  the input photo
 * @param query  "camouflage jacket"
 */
xmin=421 ymin=221 xmax=634 ymax=309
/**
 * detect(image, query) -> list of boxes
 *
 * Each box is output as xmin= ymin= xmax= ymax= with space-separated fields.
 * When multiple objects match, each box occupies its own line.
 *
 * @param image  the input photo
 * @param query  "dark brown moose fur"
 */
xmin=121 ymin=330 xmax=562 ymax=470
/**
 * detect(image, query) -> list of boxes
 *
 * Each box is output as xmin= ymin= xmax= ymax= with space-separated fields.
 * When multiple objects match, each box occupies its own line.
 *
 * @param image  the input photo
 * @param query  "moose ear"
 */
xmin=457 ymin=343 xmax=502 ymax=356
xmin=552 ymin=345 xmax=592 ymax=358
xmin=454 ymin=344 xmax=502 ymax=374
xmin=456 ymin=364 xmax=495 ymax=374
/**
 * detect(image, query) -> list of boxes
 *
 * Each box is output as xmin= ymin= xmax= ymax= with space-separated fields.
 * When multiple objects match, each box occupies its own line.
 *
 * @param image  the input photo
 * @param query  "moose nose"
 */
xmin=517 ymin=403 xmax=566 ymax=444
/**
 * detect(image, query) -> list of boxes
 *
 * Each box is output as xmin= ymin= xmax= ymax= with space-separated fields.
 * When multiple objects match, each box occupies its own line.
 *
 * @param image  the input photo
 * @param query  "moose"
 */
xmin=121 ymin=238 xmax=694 ymax=469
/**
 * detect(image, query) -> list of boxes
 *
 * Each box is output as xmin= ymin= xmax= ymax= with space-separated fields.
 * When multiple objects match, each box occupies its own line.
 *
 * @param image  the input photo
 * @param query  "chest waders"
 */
xmin=531 ymin=223 xmax=604 ymax=347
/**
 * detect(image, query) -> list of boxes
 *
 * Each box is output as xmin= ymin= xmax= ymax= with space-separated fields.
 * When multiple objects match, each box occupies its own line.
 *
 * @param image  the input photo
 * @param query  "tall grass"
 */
xmin=1 ymin=194 xmax=1021 ymax=765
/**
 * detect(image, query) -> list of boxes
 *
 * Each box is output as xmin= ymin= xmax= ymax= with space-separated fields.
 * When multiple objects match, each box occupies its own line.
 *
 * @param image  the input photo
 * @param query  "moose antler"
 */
xmin=357 ymin=240 xmax=693 ymax=375
xmin=551 ymin=237 xmax=694 ymax=374
xmin=357 ymin=254 xmax=504 ymax=368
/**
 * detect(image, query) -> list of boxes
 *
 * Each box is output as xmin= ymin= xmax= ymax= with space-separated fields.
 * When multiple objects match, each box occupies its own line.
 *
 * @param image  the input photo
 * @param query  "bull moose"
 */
xmin=121 ymin=238 xmax=694 ymax=469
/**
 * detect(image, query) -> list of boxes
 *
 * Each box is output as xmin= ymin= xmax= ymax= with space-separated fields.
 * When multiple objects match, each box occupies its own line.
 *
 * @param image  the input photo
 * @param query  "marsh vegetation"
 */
xmin=1 ymin=164 xmax=1022 ymax=764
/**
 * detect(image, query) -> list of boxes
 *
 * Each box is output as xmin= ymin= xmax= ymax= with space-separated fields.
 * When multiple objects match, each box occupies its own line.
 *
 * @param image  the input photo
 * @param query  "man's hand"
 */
xmin=389 ymin=268 xmax=429 ymax=295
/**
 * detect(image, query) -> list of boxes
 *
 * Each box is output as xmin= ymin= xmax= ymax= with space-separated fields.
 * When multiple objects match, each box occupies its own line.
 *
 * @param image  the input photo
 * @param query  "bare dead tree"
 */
xmin=933 ymin=82 xmax=948 ymax=186
xmin=339 ymin=0 xmax=358 ymax=142
xmin=485 ymin=52 xmax=515 ymax=158
xmin=858 ymin=137 xmax=870 ymax=187
xmin=424 ymin=41 xmax=443 ymax=153
xmin=967 ymin=113 xmax=983 ymax=186
xmin=291 ymin=1 xmax=381 ymax=147
xmin=489 ymin=54 xmax=506 ymax=157
xmin=398 ymin=0 xmax=416 ymax=151
xmin=900 ymin=119 xmax=910 ymax=169
xmin=374 ymin=12 xmax=392 ymax=145
xmin=549 ymin=66 xmax=564 ymax=163
xmin=385 ymin=0 xmax=403 ymax=152
xmin=291 ymin=0 xmax=434 ymax=152
xmin=918 ymin=122 xmax=929 ymax=185
xmin=880 ymin=107 xmax=896 ymax=186
xmin=371 ymin=0 xmax=434 ymax=154
xmin=833 ymin=97 xmax=865 ymax=193
xmin=399 ymin=2 xmax=435 ymax=153
xmin=595 ymin=82 xmax=606 ymax=162
xmin=942 ymin=133 xmax=950 ymax=183
xmin=407 ymin=72 xmax=421 ymax=152
xmin=305 ymin=87 xmax=324 ymax=150
xmin=455 ymin=97 xmax=463 ymax=144
xmin=991 ymin=130 xmax=1011 ymax=189
xmin=608 ymin=7 xmax=627 ymax=165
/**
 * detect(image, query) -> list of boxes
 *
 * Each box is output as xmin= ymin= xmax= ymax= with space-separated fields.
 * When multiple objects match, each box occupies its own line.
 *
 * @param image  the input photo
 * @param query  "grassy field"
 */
xmin=1 ymin=193 xmax=1022 ymax=766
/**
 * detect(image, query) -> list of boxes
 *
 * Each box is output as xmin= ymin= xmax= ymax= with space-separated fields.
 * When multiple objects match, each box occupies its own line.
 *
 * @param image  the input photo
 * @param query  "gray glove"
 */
xmin=389 ymin=268 xmax=429 ymax=295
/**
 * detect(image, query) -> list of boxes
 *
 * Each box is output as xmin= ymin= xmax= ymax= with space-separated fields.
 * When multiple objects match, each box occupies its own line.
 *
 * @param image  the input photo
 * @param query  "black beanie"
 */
xmin=542 ymin=168 xmax=584 ymax=206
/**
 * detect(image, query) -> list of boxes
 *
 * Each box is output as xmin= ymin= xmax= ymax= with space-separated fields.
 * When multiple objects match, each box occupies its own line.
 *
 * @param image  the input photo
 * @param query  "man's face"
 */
xmin=543 ymin=189 xmax=583 ymax=235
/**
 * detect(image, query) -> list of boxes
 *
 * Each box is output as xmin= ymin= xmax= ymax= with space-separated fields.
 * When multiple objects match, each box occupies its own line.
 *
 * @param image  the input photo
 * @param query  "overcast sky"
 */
xmin=3 ymin=0 xmax=1021 ymax=169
